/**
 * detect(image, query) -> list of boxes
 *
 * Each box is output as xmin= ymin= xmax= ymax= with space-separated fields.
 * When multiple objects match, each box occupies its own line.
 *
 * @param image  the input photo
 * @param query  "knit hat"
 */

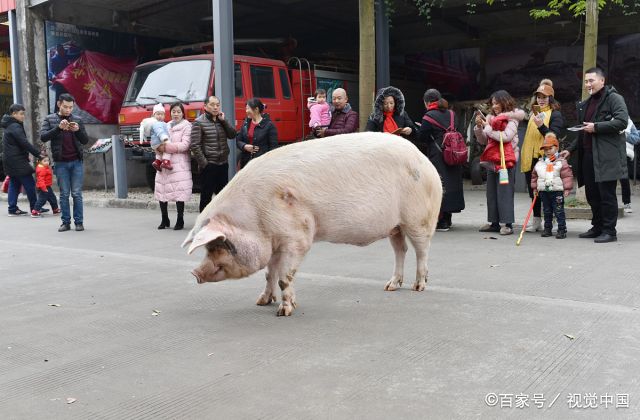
xmin=540 ymin=134 xmax=559 ymax=149
xmin=153 ymin=103 xmax=165 ymax=114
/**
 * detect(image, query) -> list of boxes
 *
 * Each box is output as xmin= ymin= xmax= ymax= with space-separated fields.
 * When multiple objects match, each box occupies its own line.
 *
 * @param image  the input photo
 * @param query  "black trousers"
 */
xmin=199 ymin=162 xmax=228 ymax=212
xmin=583 ymin=151 xmax=619 ymax=235
xmin=618 ymin=157 xmax=634 ymax=204
xmin=540 ymin=191 xmax=567 ymax=231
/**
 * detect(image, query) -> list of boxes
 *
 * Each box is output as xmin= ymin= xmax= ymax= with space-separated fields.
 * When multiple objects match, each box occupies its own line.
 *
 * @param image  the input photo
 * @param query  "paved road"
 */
xmin=1 ymin=190 xmax=638 ymax=419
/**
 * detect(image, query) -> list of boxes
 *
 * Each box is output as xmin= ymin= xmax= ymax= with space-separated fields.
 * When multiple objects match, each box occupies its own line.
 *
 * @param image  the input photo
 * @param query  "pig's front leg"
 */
xmin=256 ymin=254 xmax=281 ymax=306
xmin=273 ymin=248 xmax=308 ymax=317
xmin=384 ymin=229 xmax=407 ymax=291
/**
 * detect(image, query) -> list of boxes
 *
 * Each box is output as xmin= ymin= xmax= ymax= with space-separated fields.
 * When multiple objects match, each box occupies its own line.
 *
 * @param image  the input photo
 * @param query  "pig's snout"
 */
xmin=191 ymin=269 xmax=205 ymax=284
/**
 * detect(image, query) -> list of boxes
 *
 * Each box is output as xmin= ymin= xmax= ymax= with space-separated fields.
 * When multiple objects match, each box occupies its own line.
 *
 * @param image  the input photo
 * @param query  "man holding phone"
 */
xmin=41 ymin=93 xmax=89 ymax=232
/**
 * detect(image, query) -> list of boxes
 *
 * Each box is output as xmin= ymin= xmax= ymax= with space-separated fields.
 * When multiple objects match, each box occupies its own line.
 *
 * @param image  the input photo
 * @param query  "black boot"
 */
xmin=174 ymin=201 xmax=184 ymax=230
xmin=541 ymin=227 xmax=553 ymax=237
xmin=158 ymin=201 xmax=170 ymax=229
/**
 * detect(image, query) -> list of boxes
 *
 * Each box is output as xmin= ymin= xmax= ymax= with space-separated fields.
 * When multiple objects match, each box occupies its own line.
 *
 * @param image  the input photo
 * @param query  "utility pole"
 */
xmin=582 ymin=0 xmax=598 ymax=100
xmin=359 ymin=0 xmax=375 ymax=131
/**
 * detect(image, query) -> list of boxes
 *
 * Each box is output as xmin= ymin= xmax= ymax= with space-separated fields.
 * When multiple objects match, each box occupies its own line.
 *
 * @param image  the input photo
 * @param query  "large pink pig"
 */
xmin=183 ymin=132 xmax=443 ymax=316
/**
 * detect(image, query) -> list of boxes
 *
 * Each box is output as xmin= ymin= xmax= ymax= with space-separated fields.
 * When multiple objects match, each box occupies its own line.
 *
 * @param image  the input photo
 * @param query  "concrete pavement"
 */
xmin=1 ymin=190 xmax=639 ymax=419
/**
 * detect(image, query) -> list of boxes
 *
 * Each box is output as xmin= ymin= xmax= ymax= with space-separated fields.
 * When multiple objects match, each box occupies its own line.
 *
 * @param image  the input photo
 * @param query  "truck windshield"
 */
xmin=124 ymin=60 xmax=212 ymax=105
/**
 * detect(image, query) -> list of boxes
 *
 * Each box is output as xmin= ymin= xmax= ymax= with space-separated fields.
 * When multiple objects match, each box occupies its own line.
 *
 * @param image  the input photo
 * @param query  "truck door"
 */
xmin=248 ymin=64 xmax=290 ymax=143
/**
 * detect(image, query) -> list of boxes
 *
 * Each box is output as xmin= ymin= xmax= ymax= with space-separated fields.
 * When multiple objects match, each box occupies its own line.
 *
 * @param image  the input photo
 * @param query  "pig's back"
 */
xmin=220 ymin=132 xmax=442 ymax=245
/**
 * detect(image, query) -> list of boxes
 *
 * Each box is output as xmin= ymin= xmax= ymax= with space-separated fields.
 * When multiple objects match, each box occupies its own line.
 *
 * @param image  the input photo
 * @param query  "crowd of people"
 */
xmin=2 ymin=67 xmax=637 ymax=243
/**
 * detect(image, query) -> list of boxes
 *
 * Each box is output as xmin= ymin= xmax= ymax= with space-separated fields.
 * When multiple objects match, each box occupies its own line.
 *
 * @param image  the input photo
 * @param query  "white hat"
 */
xmin=153 ymin=103 xmax=165 ymax=114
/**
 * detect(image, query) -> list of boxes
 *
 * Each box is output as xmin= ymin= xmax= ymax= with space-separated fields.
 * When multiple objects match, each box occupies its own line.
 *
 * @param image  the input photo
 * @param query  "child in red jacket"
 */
xmin=32 ymin=156 xmax=60 ymax=217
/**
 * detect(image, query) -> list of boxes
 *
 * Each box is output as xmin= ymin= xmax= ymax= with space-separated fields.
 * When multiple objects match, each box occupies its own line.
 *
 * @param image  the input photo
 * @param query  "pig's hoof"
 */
xmin=276 ymin=302 xmax=295 ymax=317
xmin=256 ymin=293 xmax=276 ymax=306
xmin=384 ymin=276 xmax=403 ymax=291
xmin=412 ymin=280 xmax=426 ymax=292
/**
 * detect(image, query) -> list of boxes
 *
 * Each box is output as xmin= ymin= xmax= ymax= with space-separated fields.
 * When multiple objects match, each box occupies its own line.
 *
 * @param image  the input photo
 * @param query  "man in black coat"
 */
xmin=562 ymin=67 xmax=629 ymax=243
xmin=40 ymin=93 xmax=89 ymax=232
xmin=2 ymin=104 xmax=44 ymax=216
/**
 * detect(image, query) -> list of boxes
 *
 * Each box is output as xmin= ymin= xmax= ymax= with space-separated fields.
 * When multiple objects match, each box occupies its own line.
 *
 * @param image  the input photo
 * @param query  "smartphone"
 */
xmin=476 ymin=109 xmax=486 ymax=120
xmin=532 ymin=105 xmax=541 ymax=115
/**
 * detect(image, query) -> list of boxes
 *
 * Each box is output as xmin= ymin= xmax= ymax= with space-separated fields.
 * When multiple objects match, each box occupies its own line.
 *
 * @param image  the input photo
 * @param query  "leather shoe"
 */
xmin=578 ymin=228 xmax=601 ymax=239
xmin=75 ymin=224 xmax=84 ymax=231
xmin=58 ymin=223 xmax=71 ymax=232
xmin=594 ymin=233 xmax=616 ymax=243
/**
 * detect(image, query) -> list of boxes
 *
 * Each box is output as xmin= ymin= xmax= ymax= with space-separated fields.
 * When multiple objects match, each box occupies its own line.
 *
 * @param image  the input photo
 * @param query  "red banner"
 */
xmin=53 ymin=51 xmax=137 ymax=123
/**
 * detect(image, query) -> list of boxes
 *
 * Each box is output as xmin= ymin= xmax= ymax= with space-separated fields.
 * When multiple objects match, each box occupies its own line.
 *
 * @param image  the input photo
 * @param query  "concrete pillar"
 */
xmin=359 ymin=0 xmax=376 ymax=130
xmin=212 ymin=0 xmax=237 ymax=179
xmin=15 ymin=3 xmax=49 ymax=147
xmin=375 ymin=0 xmax=390 ymax=90
xmin=8 ymin=10 xmax=22 ymax=105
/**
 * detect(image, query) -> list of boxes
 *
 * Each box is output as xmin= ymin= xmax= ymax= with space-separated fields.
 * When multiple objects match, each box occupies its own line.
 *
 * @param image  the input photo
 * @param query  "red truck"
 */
xmin=118 ymin=54 xmax=358 ymax=188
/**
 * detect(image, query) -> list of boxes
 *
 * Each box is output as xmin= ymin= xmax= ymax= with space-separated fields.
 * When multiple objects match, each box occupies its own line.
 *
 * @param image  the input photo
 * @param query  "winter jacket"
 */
xmin=190 ymin=111 xmax=237 ymax=170
xmin=40 ymin=113 xmax=89 ymax=162
xmin=365 ymin=86 xmax=417 ymax=140
xmin=624 ymin=118 xmax=639 ymax=146
xmin=520 ymin=109 xmax=565 ymax=172
xmin=531 ymin=157 xmax=573 ymax=193
xmin=1 ymin=114 xmax=41 ymax=177
xmin=308 ymin=100 xmax=331 ymax=128
xmin=324 ymin=103 xmax=359 ymax=137
xmin=236 ymin=116 xmax=278 ymax=168
xmin=474 ymin=109 xmax=525 ymax=163
xmin=154 ymin=119 xmax=193 ymax=203
xmin=418 ymin=108 xmax=465 ymax=213
xmin=568 ymin=86 xmax=628 ymax=185
xmin=35 ymin=163 xmax=53 ymax=191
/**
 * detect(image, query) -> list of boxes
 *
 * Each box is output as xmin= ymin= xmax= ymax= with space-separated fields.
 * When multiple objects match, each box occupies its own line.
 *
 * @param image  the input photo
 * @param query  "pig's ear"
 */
xmin=183 ymin=227 xmax=226 ymax=255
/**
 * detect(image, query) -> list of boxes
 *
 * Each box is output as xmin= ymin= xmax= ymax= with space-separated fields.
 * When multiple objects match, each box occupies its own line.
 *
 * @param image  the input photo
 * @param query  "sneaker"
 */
xmin=52 ymin=208 xmax=61 ymax=214
xmin=58 ymin=223 xmax=71 ymax=232
xmin=75 ymin=224 xmax=84 ymax=231
xmin=8 ymin=209 xmax=27 ymax=216
xmin=161 ymin=159 xmax=173 ymax=170
xmin=152 ymin=159 xmax=162 ymax=172
xmin=31 ymin=209 xmax=43 ymax=218
xmin=624 ymin=203 xmax=632 ymax=214
xmin=436 ymin=222 xmax=450 ymax=232
xmin=479 ymin=223 xmax=500 ymax=232
xmin=40 ymin=208 xmax=50 ymax=213
xmin=525 ymin=217 xmax=542 ymax=232
xmin=499 ymin=226 xmax=513 ymax=235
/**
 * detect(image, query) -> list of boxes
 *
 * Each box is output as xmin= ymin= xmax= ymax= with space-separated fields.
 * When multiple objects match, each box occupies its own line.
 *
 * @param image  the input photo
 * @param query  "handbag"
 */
xmin=2 ymin=176 xmax=9 ymax=194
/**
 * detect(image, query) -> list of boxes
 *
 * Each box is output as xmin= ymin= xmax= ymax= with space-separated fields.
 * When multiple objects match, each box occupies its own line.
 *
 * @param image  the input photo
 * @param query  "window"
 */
xmin=250 ymin=65 xmax=275 ymax=99
xmin=235 ymin=63 xmax=243 ymax=97
xmin=279 ymin=68 xmax=291 ymax=99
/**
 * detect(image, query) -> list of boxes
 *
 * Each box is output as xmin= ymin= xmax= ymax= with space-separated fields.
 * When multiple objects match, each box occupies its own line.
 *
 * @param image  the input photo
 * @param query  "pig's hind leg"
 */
xmin=406 ymin=230 xmax=434 ymax=292
xmin=384 ymin=228 xmax=408 ymax=291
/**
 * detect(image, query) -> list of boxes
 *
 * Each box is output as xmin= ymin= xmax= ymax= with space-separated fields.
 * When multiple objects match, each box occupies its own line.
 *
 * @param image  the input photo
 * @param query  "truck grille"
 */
xmin=119 ymin=125 xmax=142 ymax=143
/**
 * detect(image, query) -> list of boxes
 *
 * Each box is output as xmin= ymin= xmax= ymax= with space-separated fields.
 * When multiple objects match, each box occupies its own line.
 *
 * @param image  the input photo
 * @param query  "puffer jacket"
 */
xmin=36 ymin=163 xmax=53 ymax=190
xmin=365 ymin=86 xmax=417 ymax=140
xmin=154 ymin=119 xmax=193 ymax=203
xmin=324 ymin=103 xmax=359 ymax=137
xmin=40 ymin=112 xmax=89 ymax=162
xmin=1 ymin=114 xmax=41 ymax=177
xmin=236 ymin=115 xmax=278 ymax=168
xmin=474 ymin=109 xmax=525 ymax=163
xmin=190 ymin=111 xmax=237 ymax=169
xmin=531 ymin=157 xmax=573 ymax=193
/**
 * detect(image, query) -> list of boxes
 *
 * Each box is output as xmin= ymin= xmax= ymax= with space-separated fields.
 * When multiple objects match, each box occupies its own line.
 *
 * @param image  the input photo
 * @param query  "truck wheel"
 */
xmin=470 ymin=157 xmax=485 ymax=185
xmin=145 ymin=163 xmax=156 ymax=192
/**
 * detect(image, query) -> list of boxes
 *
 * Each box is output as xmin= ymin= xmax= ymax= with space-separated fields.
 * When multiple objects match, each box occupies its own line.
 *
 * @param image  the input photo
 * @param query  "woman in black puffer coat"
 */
xmin=365 ymin=86 xmax=417 ymax=141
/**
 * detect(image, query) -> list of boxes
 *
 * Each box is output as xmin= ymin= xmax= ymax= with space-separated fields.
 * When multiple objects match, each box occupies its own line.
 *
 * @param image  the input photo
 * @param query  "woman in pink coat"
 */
xmin=155 ymin=102 xmax=193 ymax=230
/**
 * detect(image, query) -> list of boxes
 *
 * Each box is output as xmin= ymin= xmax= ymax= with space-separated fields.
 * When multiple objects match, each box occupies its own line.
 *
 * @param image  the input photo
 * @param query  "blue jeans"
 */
xmin=7 ymin=174 xmax=37 ymax=213
xmin=55 ymin=160 xmax=84 ymax=225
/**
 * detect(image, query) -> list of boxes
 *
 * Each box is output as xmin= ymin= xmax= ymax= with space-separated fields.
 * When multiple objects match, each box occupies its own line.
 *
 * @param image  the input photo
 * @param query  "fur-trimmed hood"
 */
xmin=369 ymin=86 xmax=406 ymax=123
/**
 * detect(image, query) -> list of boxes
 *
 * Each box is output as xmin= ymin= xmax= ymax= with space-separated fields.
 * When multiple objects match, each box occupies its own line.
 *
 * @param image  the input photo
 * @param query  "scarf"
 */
xmin=383 ymin=110 xmax=399 ymax=133
xmin=520 ymin=106 xmax=552 ymax=172
xmin=427 ymin=102 xmax=440 ymax=111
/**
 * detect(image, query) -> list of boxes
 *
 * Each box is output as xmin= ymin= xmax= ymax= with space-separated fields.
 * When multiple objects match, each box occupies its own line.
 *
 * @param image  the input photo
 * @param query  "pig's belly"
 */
xmin=313 ymin=212 xmax=398 ymax=246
